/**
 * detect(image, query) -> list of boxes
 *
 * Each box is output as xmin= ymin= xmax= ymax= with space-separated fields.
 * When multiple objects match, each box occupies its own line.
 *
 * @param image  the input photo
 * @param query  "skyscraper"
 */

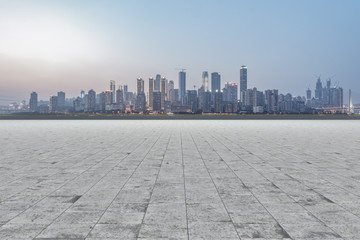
xmin=86 ymin=89 xmax=96 ymax=112
xmin=265 ymin=89 xmax=279 ymax=113
xmin=179 ymin=71 xmax=186 ymax=104
xmin=214 ymin=90 xmax=223 ymax=113
xmin=186 ymin=90 xmax=198 ymax=113
xmin=223 ymin=82 xmax=238 ymax=102
xmin=161 ymin=77 xmax=167 ymax=108
xmin=49 ymin=96 xmax=58 ymax=113
xmin=105 ymin=90 xmax=113 ymax=105
xmin=136 ymin=78 xmax=146 ymax=112
xmin=240 ymin=66 xmax=247 ymax=102
xmin=137 ymin=78 xmax=144 ymax=95
xmin=168 ymin=80 xmax=175 ymax=103
xmin=148 ymin=77 xmax=154 ymax=108
xmin=110 ymin=80 xmax=116 ymax=103
xmin=315 ymin=77 xmax=323 ymax=100
xmin=29 ymin=92 xmax=38 ymax=112
xmin=155 ymin=74 xmax=161 ymax=91
xmin=153 ymin=91 xmax=162 ymax=112
xmin=211 ymin=72 xmax=221 ymax=93
xmin=123 ymin=84 xmax=128 ymax=104
xmin=116 ymin=86 xmax=124 ymax=106
xmin=202 ymin=71 xmax=209 ymax=92
xmin=306 ymin=88 xmax=312 ymax=100
xmin=57 ymin=91 xmax=65 ymax=106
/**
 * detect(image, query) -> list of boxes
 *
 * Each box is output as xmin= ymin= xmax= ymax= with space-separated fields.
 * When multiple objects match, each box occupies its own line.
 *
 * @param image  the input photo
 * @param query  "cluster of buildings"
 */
xmin=305 ymin=77 xmax=344 ymax=111
xmin=22 ymin=66 xmax=348 ymax=114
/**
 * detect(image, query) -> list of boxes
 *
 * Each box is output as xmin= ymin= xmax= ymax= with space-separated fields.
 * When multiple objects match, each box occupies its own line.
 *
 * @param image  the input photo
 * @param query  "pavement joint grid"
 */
xmin=0 ymin=120 xmax=360 ymax=239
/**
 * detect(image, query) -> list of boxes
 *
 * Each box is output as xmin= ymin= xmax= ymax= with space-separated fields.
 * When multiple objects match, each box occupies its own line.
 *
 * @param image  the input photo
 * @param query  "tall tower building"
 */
xmin=202 ymin=71 xmax=209 ymax=92
xmin=306 ymin=88 xmax=312 ymax=100
xmin=179 ymin=71 xmax=186 ymax=104
xmin=29 ymin=92 xmax=38 ymax=112
xmin=148 ymin=77 xmax=154 ymax=108
xmin=110 ymin=80 xmax=116 ymax=102
xmin=153 ymin=91 xmax=162 ymax=112
xmin=240 ymin=66 xmax=247 ymax=102
xmin=57 ymin=91 xmax=65 ymax=106
xmin=168 ymin=80 xmax=175 ymax=102
xmin=49 ymin=96 xmax=58 ymax=113
xmin=155 ymin=74 xmax=161 ymax=91
xmin=87 ymin=89 xmax=96 ymax=112
xmin=161 ymin=77 xmax=167 ymax=108
xmin=116 ymin=86 xmax=124 ymax=106
xmin=211 ymin=72 xmax=221 ymax=93
xmin=349 ymin=89 xmax=352 ymax=114
xmin=137 ymin=78 xmax=144 ymax=95
xmin=315 ymin=77 xmax=323 ymax=100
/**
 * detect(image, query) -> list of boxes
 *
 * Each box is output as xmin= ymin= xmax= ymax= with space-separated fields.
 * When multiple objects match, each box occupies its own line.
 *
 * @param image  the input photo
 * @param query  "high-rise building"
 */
xmin=148 ymin=78 xmax=154 ymax=108
xmin=155 ymin=74 xmax=161 ymax=91
xmin=201 ymin=91 xmax=211 ymax=113
xmin=137 ymin=78 xmax=144 ymax=95
xmin=161 ymin=77 xmax=167 ymax=108
xmin=168 ymin=80 xmax=175 ymax=103
xmin=29 ymin=92 xmax=38 ymax=112
xmin=179 ymin=71 xmax=186 ymax=104
xmin=315 ymin=77 xmax=323 ymax=100
xmin=214 ymin=90 xmax=223 ymax=113
xmin=329 ymin=87 xmax=343 ymax=107
xmin=49 ymin=96 xmax=58 ymax=113
xmin=253 ymin=88 xmax=265 ymax=107
xmin=116 ymin=86 xmax=124 ymax=107
xmin=240 ymin=66 xmax=247 ymax=102
xmin=86 ymin=89 xmax=96 ymax=112
xmin=99 ymin=92 xmax=106 ymax=111
xmin=57 ymin=91 xmax=65 ymax=106
xmin=202 ymin=71 xmax=209 ymax=92
xmin=110 ymin=80 xmax=116 ymax=103
xmin=211 ymin=72 xmax=221 ymax=93
xmin=123 ymin=85 xmax=128 ymax=104
xmin=306 ymin=88 xmax=312 ymax=100
xmin=223 ymin=82 xmax=238 ymax=102
xmin=173 ymin=89 xmax=180 ymax=102
xmin=105 ymin=90 xmax=113 ymax=105
xmin=186 ymin=90 xmax=198 ymax=113
xmin=265 ymin=89 xmax=279 ymax=113
xmin=244 ymin=88 xmax=254 ymax=107
xmin=153 ymin=91 xmax=162 ymax=112
xmin=73 ymin=97 xmax=82 ymax=112
xmin=135 ymin=93 xmax=146 ymax=113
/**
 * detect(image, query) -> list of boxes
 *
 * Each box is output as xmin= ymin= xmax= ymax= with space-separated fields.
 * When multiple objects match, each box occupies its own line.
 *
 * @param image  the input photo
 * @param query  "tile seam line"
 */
xmin=81 ymin=124 xmax=168 ymax=239
xmin=1 ymin=127 xmax=153 ymax=225
xmin=188 ymin=130 xmax=242 ymax=240
xmin=180 ymin=125 xmax=190 ymax=240
xmin=135 ymin=124 xmax=174 ymax=239
xmin=220 ymin=131 xmax=360 ymax=221
xmin=209 ymin=130 xmax=343 ymax=239
xmin=31 ymin=126 xmax=159 ymax=240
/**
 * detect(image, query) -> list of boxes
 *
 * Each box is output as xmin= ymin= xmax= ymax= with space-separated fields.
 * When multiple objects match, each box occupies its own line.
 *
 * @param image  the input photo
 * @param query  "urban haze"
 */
xmin=1 ymin=1 xmax=360 ymax=240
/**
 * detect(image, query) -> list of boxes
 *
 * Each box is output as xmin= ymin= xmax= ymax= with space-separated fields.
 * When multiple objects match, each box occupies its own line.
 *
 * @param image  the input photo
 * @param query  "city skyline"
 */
xmin=1 ymin=0 xmax=360 ymax=104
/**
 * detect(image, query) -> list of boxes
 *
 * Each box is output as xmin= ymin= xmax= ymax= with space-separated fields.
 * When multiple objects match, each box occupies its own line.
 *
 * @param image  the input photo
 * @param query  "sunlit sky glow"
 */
xmin=0 ymin=0 xmax=359 ymax=103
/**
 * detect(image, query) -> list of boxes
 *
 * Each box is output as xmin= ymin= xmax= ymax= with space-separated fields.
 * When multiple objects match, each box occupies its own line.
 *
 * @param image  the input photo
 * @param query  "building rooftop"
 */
xmin=0 ymin=120 xmax=360 ymax=239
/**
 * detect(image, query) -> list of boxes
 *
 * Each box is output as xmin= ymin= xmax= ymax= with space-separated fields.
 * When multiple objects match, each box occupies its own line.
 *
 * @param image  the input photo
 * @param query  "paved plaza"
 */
xmin=1 ymin=120 xmax=360 ymax=240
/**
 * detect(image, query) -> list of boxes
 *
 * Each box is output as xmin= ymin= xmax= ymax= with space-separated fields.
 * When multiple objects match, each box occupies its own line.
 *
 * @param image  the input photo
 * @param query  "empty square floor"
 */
xmin=1 ymin=120 xmax=360 ymax=240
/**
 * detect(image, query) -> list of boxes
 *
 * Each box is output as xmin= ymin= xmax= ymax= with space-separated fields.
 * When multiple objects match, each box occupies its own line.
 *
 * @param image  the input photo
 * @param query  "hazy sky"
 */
xmin=0 ymin=0 xmax=359 ymax=103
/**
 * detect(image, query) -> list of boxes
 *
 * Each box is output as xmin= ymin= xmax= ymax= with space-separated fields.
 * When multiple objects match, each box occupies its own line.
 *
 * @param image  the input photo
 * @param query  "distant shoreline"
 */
xmin=0 ymin=114 xmax=359 ymax=120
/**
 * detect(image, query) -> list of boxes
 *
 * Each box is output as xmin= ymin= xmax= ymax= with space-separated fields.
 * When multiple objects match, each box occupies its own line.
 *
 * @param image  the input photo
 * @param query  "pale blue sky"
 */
xmin=0 ymin=0 xmax=359 ymax=103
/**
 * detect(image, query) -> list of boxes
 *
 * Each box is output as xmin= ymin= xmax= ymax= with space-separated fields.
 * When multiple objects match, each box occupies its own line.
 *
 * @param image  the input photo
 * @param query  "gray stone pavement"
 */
xmin=0 ymin=120 xmax=360 ymax=239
